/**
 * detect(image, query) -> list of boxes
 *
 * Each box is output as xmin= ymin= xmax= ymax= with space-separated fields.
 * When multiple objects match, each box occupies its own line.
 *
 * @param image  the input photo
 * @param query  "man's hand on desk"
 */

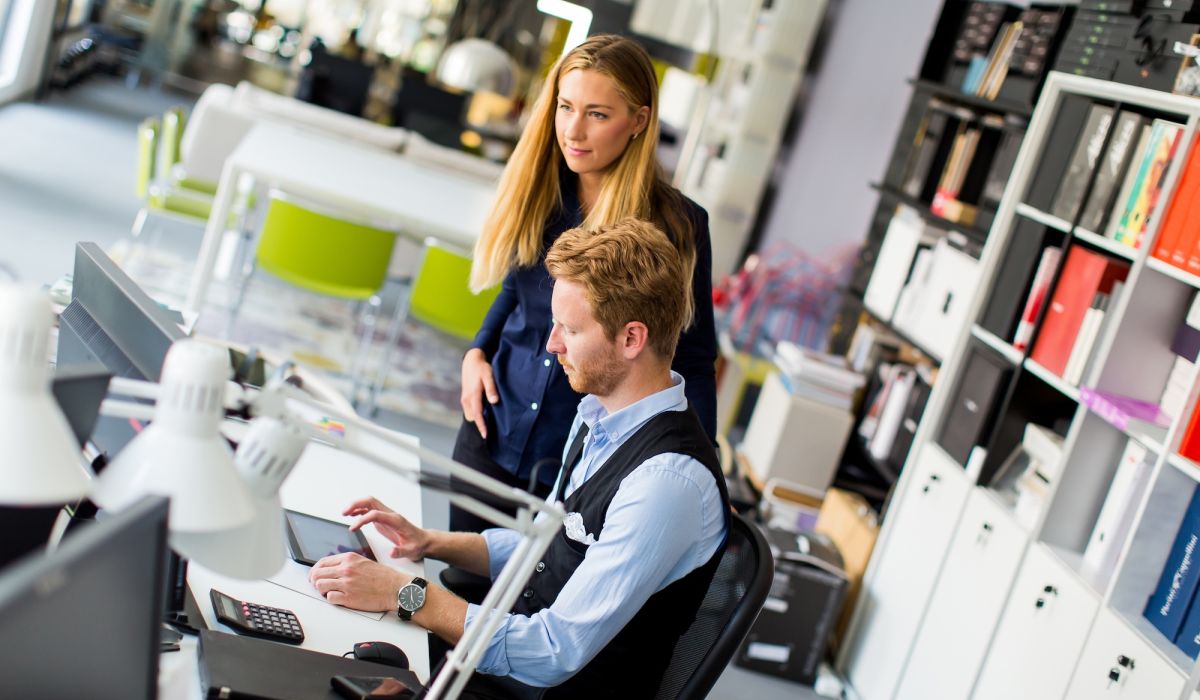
xmin=309 ymin=551 xmax=409 ymax=612
xmin=344 ymin=497 xmax=430 ymax=560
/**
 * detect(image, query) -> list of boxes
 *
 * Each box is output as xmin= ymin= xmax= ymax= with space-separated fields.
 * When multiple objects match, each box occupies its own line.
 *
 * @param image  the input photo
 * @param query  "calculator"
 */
xmin=210 ymin=588 xmax=305 ymax=644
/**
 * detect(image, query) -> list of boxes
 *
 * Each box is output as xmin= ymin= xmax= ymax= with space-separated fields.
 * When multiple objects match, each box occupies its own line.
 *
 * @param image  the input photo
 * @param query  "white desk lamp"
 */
xmin=0 ymin=283 xmax=91 ymax=504
xmin=95 ymin=337 xmax=564 ymax=700
xmin=92 ymin=339 xmax=257 ymax=570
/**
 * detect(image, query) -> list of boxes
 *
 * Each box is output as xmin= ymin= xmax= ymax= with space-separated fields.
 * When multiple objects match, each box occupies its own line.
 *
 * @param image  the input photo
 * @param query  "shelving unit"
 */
xmin=839 ymin=73 xmax=1200 ymax=700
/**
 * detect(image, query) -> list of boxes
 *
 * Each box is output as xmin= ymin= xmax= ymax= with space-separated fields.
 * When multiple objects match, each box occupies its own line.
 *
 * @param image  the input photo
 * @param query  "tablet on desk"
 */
xmin=283 ymin=510 xmax=376 ymax=566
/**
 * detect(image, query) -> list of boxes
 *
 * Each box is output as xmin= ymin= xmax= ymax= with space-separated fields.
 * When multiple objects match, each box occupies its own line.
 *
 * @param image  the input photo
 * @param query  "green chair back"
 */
xmin=161 ymin=106 xmax=185 ymax=171
xmin=256 ymin=197 xmax=397 ymax=301
xmin=409 ymin=242 xmax=499 ymax=341
xmin=136 ymin=117 xmax=159 ymax=200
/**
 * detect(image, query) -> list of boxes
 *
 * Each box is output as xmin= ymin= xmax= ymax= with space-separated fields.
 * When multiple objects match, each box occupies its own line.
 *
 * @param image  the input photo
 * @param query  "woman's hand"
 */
xmin=344 ymin=498 xmax=430 ymax=561
xmin=460 ymin=348 xmax=499 ymax=439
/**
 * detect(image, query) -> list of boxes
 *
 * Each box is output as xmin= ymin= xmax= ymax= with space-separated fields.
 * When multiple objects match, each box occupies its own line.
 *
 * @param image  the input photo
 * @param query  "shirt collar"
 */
xmin=578 ymin=371 xmax=688 ymax=442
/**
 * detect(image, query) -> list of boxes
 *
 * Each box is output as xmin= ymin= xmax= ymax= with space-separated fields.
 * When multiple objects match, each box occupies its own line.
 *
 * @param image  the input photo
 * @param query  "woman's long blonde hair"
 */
xmin=470 ymin=34 xmax=695 ymax=292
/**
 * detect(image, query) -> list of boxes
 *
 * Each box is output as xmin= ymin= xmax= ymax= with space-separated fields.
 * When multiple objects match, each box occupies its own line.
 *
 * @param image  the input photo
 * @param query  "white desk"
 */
xmin=183 ymin=123 xmax=497 ymax=317
xmin=158 ymin=429 xmax=432 ymax=699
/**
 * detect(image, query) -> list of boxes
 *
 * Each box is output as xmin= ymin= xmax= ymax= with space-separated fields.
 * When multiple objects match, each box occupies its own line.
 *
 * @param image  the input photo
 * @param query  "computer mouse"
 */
xmin=352 ymin=640 xmax=410 ymax=670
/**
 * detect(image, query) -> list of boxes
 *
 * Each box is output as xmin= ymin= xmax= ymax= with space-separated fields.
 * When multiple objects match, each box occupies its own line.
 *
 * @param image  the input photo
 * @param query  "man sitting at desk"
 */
xmin=309 ymin=217 xmax=730 ymax=698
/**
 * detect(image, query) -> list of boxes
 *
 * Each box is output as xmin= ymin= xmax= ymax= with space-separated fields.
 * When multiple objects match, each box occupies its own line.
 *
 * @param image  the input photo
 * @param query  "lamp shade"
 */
xmin=93 ymin=340 xmax=254 ymax=544
xmin=0 ymin=284 xmax=91 ymax=504
xmin=436 ymin=39 xmax=517 ymax=97
xmin=176 ymin=416 xmax=307 ymax=578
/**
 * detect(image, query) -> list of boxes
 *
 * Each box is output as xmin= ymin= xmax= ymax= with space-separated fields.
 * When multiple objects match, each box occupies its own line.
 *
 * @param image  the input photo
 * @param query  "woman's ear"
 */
xmin=633 ymin=105 xmax=650 ymax=137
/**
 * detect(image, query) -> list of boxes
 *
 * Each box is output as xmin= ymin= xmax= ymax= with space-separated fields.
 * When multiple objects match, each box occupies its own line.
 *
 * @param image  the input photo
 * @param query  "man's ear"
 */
xmin=621 ymin=322 xmax=650 ymax=359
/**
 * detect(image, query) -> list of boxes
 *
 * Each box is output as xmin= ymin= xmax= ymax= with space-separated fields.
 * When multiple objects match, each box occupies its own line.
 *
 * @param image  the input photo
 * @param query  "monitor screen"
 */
xmin=0 ymin=495 xmax=169 ymax=700
xmin=57 ymin=242 xmax=185 ymax=458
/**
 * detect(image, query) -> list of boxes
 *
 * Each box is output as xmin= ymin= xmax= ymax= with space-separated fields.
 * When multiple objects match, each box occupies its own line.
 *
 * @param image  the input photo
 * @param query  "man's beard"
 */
xmin=562 ymin=351 xmax=626 ymax=396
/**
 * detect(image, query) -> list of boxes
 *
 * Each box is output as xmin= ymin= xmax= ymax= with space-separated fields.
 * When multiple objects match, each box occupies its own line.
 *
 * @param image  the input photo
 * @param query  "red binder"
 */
xmin=1030 ymin=246 xmax=1130 ymax=377
xmin=1154 ymin=139 xmax=1200 ymax=264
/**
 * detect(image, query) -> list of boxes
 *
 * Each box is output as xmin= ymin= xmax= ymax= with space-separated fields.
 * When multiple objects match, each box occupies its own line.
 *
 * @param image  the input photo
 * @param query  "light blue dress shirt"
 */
xmin=461 ymin=372 xmax=726 ymax=687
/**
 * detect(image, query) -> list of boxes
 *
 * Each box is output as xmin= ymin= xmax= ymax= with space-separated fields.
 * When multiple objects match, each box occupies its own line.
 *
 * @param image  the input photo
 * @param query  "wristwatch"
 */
xmin=396 ymin=577 xmax=427 ymax=621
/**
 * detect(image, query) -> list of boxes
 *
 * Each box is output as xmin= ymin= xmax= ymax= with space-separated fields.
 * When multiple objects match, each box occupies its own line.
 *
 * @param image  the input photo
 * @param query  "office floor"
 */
xmin=0 ymin=77 xmax=832 ymax=700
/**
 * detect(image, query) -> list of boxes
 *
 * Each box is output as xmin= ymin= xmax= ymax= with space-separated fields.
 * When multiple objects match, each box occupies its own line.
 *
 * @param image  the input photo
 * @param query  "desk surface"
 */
xmin=184 ymin=123 xmax=498 ymax=315
xmin=159 ymin=430 xmax=431 ymax=699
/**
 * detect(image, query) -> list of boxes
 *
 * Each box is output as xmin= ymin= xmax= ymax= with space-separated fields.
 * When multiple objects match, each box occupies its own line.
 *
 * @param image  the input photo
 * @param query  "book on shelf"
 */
xmin=1029 ymin=245 xmax=1130 ymax=377
xmin=1151 ymin=136 xmax=1200 ymax=272
xmin=1050 ymin=103 xmax=1115 ymax=223
xmin=1162 ymin=355 xmax=1199 ymax=422
xmin=1012 ymin=245 xmax=1063 ymax=351
xmin=989 ymin=423 xmax=1064 ymax=531
xmin=1078 ymin=111 xmax=1145 ymax=233
xmin=1110 ymin=119 xmax=1184 ymax=249
xmin=930 ymin=127 xmax=982 ymax=222
xmin=1144 ymin=484 xmax=1200 ymax=642
xmin=1078 ymin=387 xmax=1172 ymax=441
xmin=858 ymin=363 xmax=903 ymax=442
xmin=903 ymin=110 xmax=951 ymax=199
xmin=1026 ymin=94 xmax=1094 ymax=212
xmin=1062 ymin=291 xmax=1109 ymax=386
xmin=976 ymin=21 xmax=1024 ymax=101
xmin=1178 ymin=398 xmax=1200 ymax=464
xmin=1104 ymin=122 xmax=1152 ymax=241
xmin=980 ymin=129 xmax=1023 ymax=208
xmin=774 ymin=340 xmax=866 ymax=412
xmin=1081 ymin=438 xmax=1153 ymax=585
xmin=886 ymin=375 xmax=932 ymax=471
xmin=1176 ymin=580 xmax=1200 ymax=659
xmin=1077 ymin=280 xmax=1124 ymax=385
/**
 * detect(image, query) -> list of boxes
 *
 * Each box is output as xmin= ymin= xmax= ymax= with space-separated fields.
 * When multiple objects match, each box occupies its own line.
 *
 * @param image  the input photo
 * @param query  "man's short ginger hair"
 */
xmin=545 ymin=217 xmax=693 ymax=360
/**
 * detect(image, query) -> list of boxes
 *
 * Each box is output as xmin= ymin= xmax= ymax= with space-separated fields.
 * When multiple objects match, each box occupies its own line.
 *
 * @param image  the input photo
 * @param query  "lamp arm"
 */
xmin=98 ymin=398 xmax=157 ymax=422
xmin=254 ymin=384 xmax=566 ymax=700
xmin=258 ymin=383 xmax=563 ymax=521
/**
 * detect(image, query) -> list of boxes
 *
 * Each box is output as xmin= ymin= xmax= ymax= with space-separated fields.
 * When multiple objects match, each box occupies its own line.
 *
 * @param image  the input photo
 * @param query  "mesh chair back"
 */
xmin=135 ymin=117 xmax=159 ymax=200
xmin=654 ymin=512 xmax=773 ymax=700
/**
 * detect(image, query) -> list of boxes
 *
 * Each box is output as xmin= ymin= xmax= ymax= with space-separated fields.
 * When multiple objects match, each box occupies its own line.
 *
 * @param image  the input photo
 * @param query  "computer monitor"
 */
xmin=0 ymin=495 xmax=169 ymax=700
xmin=296 ymin=48 xmax=374 ymax=117
xmin=392 ymin=68 xmax=469 ymax=149
xmin=57 ymin=241 xmax=185 ymax=458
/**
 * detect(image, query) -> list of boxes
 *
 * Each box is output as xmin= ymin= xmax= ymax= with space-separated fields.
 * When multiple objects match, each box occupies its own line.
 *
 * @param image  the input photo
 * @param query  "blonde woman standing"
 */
xmin=452 ymin=34 xmax=718 ymax=540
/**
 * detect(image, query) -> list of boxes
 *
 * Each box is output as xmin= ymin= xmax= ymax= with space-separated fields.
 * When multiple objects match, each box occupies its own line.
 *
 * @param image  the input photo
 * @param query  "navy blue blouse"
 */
xmin=470 ymin=174 xmax=718 ymax=486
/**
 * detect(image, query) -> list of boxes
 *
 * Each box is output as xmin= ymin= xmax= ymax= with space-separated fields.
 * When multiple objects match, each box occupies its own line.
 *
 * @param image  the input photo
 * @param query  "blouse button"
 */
xmin=535 ymin=562 xmax=545 ymax=573
xmin=531 ymin=402 xmax=538 ymax=410
xmin=523 ymin=589 xmax=534 ymax=599
xmin=544 ymin=358 xmax=552 ymax=367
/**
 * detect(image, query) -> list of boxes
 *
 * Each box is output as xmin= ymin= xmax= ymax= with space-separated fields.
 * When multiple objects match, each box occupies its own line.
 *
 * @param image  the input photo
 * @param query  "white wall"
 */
xmin=758 ymin=0 xmax=944 ymax=260
xmin=0 ymin=0 xmax=56 ymax=106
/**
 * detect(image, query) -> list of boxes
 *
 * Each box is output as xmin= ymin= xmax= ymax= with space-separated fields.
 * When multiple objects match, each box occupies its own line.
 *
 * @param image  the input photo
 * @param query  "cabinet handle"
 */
xmin=1043 ymin=585 xmax=1058 ymax=595
xmin=1108 ymin=667 xmax=1121 ymax=686
xmin=1116 ymin=655 xmax=1134 ymax=669
xmin=1035 ymin=584 xmax=1058 ymax=609
xmin=930 ymin=474 xmax=941 ymax=482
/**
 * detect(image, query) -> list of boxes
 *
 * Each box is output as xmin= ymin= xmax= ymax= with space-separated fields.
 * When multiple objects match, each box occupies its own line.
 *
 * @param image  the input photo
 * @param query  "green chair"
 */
xmin=408 ymin=240 xmax=500 ymax=341
xmin=234 ymin=194 xmax=401 ymax=408
xmin=368 ymin=238 xmax=499 ymax=408
xmin=131 ymin=116 xmax=214 ymax=241
xmin=161 ymin=106 xmax=219 ymax=196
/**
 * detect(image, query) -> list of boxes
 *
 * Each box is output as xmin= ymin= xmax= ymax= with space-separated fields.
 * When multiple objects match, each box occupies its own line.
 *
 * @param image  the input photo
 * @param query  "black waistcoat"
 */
xmin=511 ymin=407 xmax=730 ymax=699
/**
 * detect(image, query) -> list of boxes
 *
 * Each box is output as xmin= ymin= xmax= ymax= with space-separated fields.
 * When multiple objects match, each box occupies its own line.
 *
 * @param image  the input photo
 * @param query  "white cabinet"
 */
xmin=1065 ymin=608 xmax=1185 ymax=700
xmin=895 ymin=488 xmax=1028 ymax=700
xmin=841 ymin=444 xmax=971 ymax=700
xmin=973 ymin=544 xmax=1100 ymax=700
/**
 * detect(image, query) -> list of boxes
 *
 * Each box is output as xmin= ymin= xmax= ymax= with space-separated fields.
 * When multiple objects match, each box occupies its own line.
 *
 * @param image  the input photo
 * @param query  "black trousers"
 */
xmin=449 ymin=418 xmax=553 ymax=533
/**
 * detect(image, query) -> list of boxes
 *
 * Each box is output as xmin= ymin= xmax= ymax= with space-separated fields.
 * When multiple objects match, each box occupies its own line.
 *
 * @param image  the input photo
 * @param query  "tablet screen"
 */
xmin=283 ymin=510 xmax=375 ymax=566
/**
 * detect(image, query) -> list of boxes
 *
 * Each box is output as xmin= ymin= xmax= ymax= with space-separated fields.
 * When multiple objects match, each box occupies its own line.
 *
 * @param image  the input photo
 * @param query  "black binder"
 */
xmin=198 ymin=629 xmax=422 ymax=700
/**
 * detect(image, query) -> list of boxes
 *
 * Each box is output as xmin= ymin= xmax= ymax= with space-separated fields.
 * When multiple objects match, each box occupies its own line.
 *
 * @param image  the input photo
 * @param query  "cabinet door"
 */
xmin=842 ymin=444 xmax=972 ymax=700
xmin=973 ymin=544 xmax=1100 ymax=700
xmin=1065 ymin=608 xmax=1185 ymax=700
xmin=896 ymin=488 xmax=1028 ymax=700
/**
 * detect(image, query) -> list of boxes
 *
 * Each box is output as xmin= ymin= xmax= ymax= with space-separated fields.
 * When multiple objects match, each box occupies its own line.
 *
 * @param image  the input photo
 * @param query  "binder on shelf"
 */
xmin=1050 ymin=103 xmax=1115 ymax=222
xmin=979 ymin=217 xmax=1054 ymax=343
xmin=1011 ymin=245 xmax=1063 ymax=351
xmin=1062 ymin=291 xmax=1109 ymax=386
xmin=1029 ymin=245 xmax=1129 ymax=377
xmin=1144 ymin=485 xmax=1200 ymax=642
xmin=1079 ymin=110 xmax=1145 ymax=233
xmin=1024 ymin=94 xmax=1094 ymax=212
xmin=1151 ymin=136 xmax=1200 ymax=271
xmin=1081 ymin=438 xmax=1153 ymax=585
xmin=864 ymin=207 xmax=925 ymax=322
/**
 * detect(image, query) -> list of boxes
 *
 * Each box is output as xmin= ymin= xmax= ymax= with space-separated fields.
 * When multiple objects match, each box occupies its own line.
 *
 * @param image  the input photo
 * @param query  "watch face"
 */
xmin=399 ymin=583 xmax=425 ymax=612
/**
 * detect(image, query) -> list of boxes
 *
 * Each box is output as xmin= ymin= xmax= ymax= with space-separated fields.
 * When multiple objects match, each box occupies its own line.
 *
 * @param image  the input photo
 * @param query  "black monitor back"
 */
xmin=297 ymin=48 xmax=373 ymax=117
xmin=392 ymin=68 xmax=468 ymax=148
xmin=57 ymin=242 xmax=184 ymax=457
xmin=0 ymin=495 xmax=169 ymax=699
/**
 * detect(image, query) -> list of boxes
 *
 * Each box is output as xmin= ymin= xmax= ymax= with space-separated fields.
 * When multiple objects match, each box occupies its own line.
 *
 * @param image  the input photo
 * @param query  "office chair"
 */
xmin=296 ymin=49 xmax=374 ymax=117
xmin=232 ymin=194 xmax=401 ymax=408
xmin=131 ymin=116 xmax=215 ymax=246
xmin=654 ymin=511 xmax=773 ymax=700
xmin=161 ymin=105 xmax=218 ymax=196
